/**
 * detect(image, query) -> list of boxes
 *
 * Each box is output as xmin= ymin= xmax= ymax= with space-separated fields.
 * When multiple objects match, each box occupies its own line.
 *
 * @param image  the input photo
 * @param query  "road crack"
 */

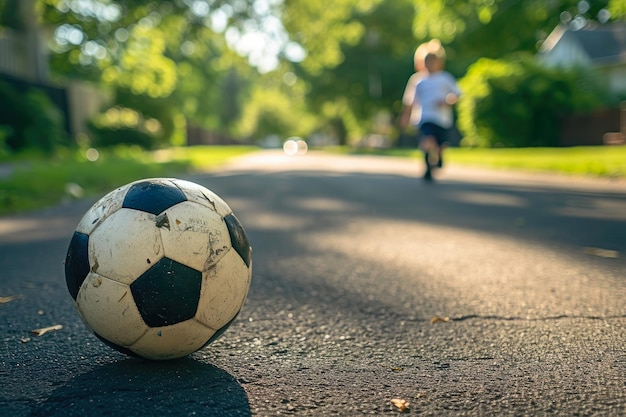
xmin=449 ymin=313 xmax=626 ymax=322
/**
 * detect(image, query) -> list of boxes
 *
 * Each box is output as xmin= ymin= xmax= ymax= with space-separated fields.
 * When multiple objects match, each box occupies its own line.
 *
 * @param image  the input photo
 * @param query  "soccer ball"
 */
xmin=64 ymin=178 xmax=252 ymax=360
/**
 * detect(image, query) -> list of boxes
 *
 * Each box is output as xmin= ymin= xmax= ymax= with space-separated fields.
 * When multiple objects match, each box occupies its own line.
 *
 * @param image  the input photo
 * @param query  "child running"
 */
xmin=402 ymin=44 xmax=460 ymax=181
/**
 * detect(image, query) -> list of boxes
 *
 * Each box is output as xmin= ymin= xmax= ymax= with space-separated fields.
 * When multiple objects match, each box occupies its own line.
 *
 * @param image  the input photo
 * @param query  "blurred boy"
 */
xmin=401 ymin=44 xmax=460 ymax=181
xmin=399 ymin=39 xmax=445 ymax=129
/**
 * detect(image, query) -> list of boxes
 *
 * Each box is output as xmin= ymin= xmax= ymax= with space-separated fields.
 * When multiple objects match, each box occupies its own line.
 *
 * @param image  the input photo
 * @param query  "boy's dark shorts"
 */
xmin=419 ymin=122 xmax=449 ymax=146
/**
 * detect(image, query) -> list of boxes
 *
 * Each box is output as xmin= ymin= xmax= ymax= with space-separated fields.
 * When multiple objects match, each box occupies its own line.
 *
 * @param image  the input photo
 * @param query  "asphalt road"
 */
xmin=1 ymin=150 xmax=625 ymax=416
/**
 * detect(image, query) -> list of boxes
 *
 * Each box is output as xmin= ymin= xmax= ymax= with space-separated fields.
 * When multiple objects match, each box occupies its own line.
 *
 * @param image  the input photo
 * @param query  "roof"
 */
xmin=541 ymin=22 xmax=626 ymax=65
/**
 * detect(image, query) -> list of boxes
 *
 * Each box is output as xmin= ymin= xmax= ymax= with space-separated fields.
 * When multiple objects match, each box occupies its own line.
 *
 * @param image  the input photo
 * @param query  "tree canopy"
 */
xmin=0 ymin=0 xmax=623 ymax=148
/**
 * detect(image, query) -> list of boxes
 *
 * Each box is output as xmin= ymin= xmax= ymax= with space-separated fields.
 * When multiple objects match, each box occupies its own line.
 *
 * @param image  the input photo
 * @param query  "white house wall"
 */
xmin=540 ymin=35 xmax=591 ymax=68
xmin=606 ymin=66 xmax=626 ymax=95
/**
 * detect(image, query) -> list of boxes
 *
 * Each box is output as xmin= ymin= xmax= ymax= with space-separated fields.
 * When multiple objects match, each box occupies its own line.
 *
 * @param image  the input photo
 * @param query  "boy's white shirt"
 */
xmin=413 ymin=71 xmax=460 ymax=129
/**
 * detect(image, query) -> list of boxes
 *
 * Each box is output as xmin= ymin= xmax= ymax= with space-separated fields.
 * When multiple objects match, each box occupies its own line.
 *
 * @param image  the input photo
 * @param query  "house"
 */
xmin=538 ymin=22 xmax=626 ymax=96
xmin=0 ymin=1 xmax=104 ymax=141
xmin=539 ymin=22 xmax=626 ymax=145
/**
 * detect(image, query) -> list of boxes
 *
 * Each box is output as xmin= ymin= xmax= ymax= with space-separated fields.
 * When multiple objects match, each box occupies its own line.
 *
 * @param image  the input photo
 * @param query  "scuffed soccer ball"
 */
xmin=64 ymin=178 xmax=252 ymax=360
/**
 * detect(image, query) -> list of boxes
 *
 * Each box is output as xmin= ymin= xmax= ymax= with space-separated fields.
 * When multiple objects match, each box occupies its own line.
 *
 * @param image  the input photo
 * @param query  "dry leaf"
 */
xmin=31 ymin=324 xmax=63 ymax=336
xmin=381 ymin=364 xmax=404 ymax=371
xmin=390 ymin=398 xmax=410 ymax=412
xmin=0 ymin=295 xmax=20 ymax=304
xmin=583 ymin=247 xmax=619 ymax=259
xmin=430 ymin=316 xmax=449 ymax=324
xmin=20 ymin=337 xmax=31 ymax=343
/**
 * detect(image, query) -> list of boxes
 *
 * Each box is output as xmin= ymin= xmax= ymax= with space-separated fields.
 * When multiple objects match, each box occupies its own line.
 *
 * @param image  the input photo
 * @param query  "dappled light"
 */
xmin=554 ymin=197 xmax=626 ymax=221
xmin=92 ymin=106 xmax=163 ymax=136
xmin=2 ymin=2 xmax=626 ymax=414
xmin=448 ymin=191 xmax=529 ymax=208
xmin=282 ymin=138 xmax=308 ymax=156
xmin=3 ymin=0 xmax=616 ymax=151
xmin=85 ymin=147 xmax=99 ymax=161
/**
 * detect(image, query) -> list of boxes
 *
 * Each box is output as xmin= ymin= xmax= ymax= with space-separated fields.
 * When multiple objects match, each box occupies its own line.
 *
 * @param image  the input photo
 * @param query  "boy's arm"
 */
xmin=445 ymin=93 xmax=458 ymax=105
xmin=398 ymin=73 xmax=421 ymax=129
xmin=399 ymin=104 xmax=412 ymax=129
xmin=445 ymin=73 xmax=460 ymax=105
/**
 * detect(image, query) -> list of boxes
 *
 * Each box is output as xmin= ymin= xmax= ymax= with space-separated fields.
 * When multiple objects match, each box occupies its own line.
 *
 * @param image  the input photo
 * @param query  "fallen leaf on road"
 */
xmin=583 ymin=247 xmax=619 ymax=259
xmin=31 ymin=324 xmax=63 ymax=336
xmin=20 ymin=337 xmax=31 ymax=343
xmin=381 ymin=363 xmax=404 ymax=371
xmin=0 ymin=295 xmax=20 ymax=304
xmin=430 ymin=316 xmax=449 ymax=324
xmin=390 ymin=398 xmax=410 ymax=412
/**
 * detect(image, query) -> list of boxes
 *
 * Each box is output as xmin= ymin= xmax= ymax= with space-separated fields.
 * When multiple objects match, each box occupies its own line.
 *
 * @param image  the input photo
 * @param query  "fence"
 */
xmin=559 ymin=106 xmax=623 ymax=146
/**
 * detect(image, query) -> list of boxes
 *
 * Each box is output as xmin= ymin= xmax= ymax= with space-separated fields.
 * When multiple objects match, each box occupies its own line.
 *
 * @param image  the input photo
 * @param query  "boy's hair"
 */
xmin=424 ymin=52 xmax=440 ymax=65
xmin=414 ymin=39 xmax=446 ymax=68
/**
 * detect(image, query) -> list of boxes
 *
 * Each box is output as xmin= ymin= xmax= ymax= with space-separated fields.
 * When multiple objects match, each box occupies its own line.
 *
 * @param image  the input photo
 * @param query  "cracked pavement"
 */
xmin=1 ymin=150 xmax=625 ymax=416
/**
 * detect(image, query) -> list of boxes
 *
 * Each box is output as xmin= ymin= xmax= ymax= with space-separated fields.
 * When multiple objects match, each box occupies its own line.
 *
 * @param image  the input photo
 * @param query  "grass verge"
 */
xmin=0 ymin=145 xmax=256 ymax=216
xmin=2 ymin=144 xmax=625 ymax=216
xmin=344 ymin=145 xmax=626 ymax=178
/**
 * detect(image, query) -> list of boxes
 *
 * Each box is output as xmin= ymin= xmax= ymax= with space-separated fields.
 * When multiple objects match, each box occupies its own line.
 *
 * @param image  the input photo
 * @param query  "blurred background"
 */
xmin=0 ymin=0 xmax=625 ymax=154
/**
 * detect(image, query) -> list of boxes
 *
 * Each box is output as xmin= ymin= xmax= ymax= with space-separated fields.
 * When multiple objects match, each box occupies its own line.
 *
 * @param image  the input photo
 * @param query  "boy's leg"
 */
xmin=419 ymin=135 xmax=437 ymax=180
xmin=431 ymin=125 xmax=449 ymax=169
xmin=437 ymin=143 xmax=446 ymax=168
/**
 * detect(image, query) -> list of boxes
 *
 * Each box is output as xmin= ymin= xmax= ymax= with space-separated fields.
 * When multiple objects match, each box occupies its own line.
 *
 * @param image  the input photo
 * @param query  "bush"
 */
xmin=458 ymin=55 xmax=607 ymax=147
xmin=87 ymin=105 xmax=168 ymax=150
xmin=0 ymin=81 xmax=67 ymax=153
xmin=88 ymin=124 xmax=156 ymax=149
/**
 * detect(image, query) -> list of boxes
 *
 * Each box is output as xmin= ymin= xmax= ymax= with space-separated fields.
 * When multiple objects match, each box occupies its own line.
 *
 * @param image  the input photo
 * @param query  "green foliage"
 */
xmin=88 ymin=125 xmax=155 ymax=149
xmin=234 ymin=73 xmax=316 ymax=141
xmin=0 ymin=81 xmax=68 ymax=153
xmin=32 ymin=0 xmax=626 ymax=148
xmin=411 ymin=0 xmax=610 ymax=73
xmin=0 ymin=125 xmax=11 ymax=156
xmin=288 ymin=0 xmax=417 ymax=142
xmin=22 ymin=90 xmax=68 ymax=151
xmin=88 ymin=99 xmax=176 ymax=150
xmin=38 ymin=0 xmax=258 ymax=146
xmin=458 ymin=56 xmax=607 ymax=147
xmin=282 ymin=0 xmax=382 ymax=74
xmin=608 ymin=0 xmax=626 ymax=17
xmin=0 ymin=0 xmax=21 ymax=30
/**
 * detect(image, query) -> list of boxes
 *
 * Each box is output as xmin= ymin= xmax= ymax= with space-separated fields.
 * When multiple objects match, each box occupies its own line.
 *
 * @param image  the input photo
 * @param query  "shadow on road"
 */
xmin=198 ymin=169 xmax=626 ymax=258
xmin=30 ymin=358 xmax=250 ymax=417
xmin=1 ymin=164 xmax=625 ymax=416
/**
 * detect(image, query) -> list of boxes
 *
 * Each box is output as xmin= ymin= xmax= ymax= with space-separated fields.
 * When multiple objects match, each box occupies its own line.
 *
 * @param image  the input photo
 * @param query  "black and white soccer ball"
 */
xmin=64 ymin=178 xmax=252 ymax=360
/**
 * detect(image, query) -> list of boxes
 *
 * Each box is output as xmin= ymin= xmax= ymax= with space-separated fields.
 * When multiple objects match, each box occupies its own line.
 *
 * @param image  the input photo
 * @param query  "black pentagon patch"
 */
xmin=224 ymin=214 xmax=251 ymax=267
xmin=65 ymin=232 xmax=90 ymax=300
xmin=122 ymin=180 xmax=187 ymax=215
xmin=130 ymin=258 xmax=202 ymax=328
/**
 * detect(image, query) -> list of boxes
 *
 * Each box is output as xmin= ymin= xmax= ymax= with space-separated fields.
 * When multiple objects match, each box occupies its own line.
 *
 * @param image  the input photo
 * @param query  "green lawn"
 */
xmin=346 ymin=145 xmax=626 ymax=179
xmin=446 ymin=146 xmax=626 ymax=177
xmin=0 ymin=146 xmax=256 ymax=216
xmin=1 ymin=144 xmax=625 ymax=216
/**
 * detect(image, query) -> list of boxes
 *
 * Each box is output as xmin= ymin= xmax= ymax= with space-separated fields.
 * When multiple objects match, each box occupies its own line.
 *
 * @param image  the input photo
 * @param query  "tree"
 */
xmin=30 ymin=0 xmax=626 ymax=149
xmin=37 ymin=0 xmax=266 ymax=146
xmin=410 ymin=0 xmax=613 ymax=73
xmin=281 ymin=0 xmax=417 ymax=143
